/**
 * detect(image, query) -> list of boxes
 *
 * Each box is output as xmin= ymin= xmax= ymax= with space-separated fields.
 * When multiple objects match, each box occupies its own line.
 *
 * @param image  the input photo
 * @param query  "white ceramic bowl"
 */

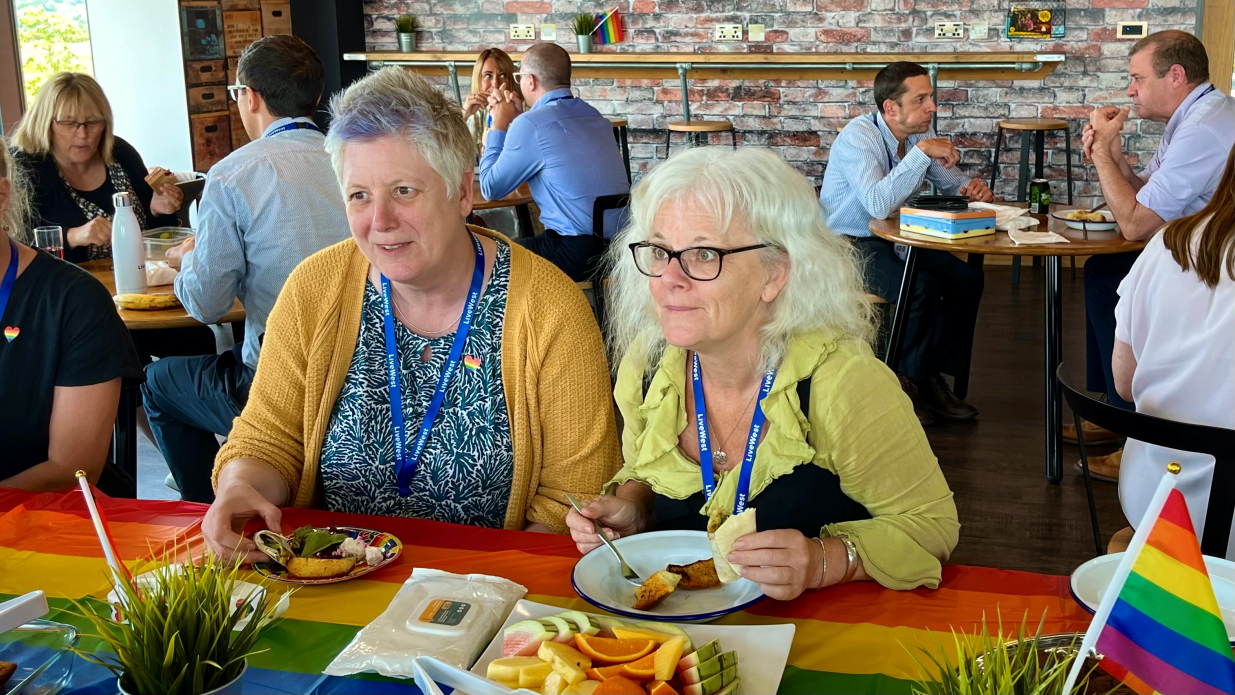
xmin=1052 ymin=209 xmax=1118 ymax=231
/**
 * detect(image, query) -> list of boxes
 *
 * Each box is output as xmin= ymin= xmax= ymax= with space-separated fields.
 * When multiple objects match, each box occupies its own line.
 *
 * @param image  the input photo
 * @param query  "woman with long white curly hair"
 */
xmin=566 ymin=147 xmax=959 ymax=599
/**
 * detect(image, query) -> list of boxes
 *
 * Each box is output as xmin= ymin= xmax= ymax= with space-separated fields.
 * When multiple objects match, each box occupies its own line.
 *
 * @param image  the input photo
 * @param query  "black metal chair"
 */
xmin=1057 ymin=364 xmax=1235 ymax=558
xmin=583 ymin=194 xmax=630 ymax=330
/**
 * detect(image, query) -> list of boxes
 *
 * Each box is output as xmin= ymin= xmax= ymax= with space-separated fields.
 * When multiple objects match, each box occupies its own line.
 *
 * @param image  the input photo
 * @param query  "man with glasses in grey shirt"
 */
xmin=143 ymin=35 xmax=350 ymax=502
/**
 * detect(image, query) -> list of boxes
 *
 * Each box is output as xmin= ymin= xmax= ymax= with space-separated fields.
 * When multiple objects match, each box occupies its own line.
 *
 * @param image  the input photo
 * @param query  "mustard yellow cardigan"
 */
xmin=214 ymin=227 xmax=621 ymax=533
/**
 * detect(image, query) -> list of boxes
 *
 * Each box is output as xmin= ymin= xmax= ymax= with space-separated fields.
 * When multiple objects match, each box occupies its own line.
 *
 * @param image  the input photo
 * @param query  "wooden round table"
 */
xmin=472 ymin=176 xmax=535 ymax=237
xmin=83 ymin=261 xmax=245 ymax=330
xmin=869 ymin=204 xmax=1146 ymax=485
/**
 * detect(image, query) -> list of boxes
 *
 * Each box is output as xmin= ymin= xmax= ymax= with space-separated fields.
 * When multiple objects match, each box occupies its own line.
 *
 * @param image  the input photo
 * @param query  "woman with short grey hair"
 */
xmin=204 ymin=67 xmax=621 ymax=561
xmin=567 ymin=147 xmax=959 ymax=598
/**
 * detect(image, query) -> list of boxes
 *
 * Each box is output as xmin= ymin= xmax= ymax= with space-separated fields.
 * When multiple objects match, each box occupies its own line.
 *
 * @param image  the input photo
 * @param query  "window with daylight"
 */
xmin=14 ymin=0 xmax=94 ymax=102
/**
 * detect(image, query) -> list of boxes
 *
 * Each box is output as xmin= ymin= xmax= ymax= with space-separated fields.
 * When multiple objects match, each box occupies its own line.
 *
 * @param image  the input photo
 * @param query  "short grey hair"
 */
xmin=605 ymin=146 xmax=876 ymax=372
xmin=324 ymin=66 xmax=475 ymax=200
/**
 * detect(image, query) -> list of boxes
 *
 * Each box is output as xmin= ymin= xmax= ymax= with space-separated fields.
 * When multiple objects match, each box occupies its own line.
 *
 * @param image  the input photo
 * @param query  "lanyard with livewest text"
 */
xmin=0 ymin=240 xmax=17 ymax=326
xmin=692 ymin=352 xmax=777 ymax=515
xmin=264 ymin=121 xmax=322 ymax=138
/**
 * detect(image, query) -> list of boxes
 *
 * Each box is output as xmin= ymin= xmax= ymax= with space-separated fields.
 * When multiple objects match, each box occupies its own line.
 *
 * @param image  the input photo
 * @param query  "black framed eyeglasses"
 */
xmin=227 ymin=83 xmax=248 ymax=101
xmin=629 ymin=242 xmax=768 ymax=282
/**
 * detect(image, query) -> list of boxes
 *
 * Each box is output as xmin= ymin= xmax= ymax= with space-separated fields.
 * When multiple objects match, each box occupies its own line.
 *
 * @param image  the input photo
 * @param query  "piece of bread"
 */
xmin=0 ymin=660 xmax=17 ymax=689
xmin=708 ymin=508 xmax=757 ymax=584
xmin=148 ymin=170 xmax=177 ymax=194
xmin=286 ymin=556 xmax=359 ymax=579
xmin=667 ymin=558 xmax=721 ymax=590
xmin=633 ymin=570 xmax=681 ymax=611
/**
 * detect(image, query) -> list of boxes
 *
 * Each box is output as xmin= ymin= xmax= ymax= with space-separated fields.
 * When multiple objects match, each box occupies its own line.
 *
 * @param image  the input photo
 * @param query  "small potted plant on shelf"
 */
xmin=71 ymin=548 xmax=284 ymax=695
xmin=395 ymin=14 xmax=418 ymax=52
xmin=572 ymin=13 xmax=597 ymax=53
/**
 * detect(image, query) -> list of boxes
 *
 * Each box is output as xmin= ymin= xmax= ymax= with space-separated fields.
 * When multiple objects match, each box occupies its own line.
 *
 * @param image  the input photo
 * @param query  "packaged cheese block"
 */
xmin=707 ymin=508 xmax=756 ymax=584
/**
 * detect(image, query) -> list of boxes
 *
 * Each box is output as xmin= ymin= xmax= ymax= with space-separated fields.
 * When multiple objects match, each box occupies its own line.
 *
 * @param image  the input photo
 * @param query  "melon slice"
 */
xmin=676 ymin=639 xmax=719 ymax=674
xmin=636 ymin=622 xmax=694 ymax=653
xmin=680 ymin=652 xmax=737 ymax=686
xmin=542 ymin=615 xmax=578 ymax=643
xmin=682 ymin=665 xmax=738 ymax=695
xmin=558 ymin=610 xmax=602 ymax=636
xmin=503 ymin=619 xmax=556 ymax=657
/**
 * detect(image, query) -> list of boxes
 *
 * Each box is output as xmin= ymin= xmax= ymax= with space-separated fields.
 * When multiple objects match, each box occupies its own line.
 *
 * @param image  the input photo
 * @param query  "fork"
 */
xmin=566 ymin=492 xmax=642 ymax=585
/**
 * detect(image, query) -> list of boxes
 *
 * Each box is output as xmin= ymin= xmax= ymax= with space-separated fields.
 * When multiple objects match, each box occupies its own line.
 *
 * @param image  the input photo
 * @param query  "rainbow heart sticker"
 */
xmin=463 ymin=355 xmax=481 ymax=370
xmin=3 ymin=326 xmax=18 ymax=343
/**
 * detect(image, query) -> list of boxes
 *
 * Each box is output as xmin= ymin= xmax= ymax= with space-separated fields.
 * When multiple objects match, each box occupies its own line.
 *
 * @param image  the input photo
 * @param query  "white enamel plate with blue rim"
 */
xmin=571 ymin=530 xmax=764 ymax=623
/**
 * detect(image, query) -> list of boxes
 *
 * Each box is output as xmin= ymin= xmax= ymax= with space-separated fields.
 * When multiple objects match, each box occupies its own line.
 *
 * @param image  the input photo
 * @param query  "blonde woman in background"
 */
xmin=462 ymin=48 xmax=524 ymax=157
xmin=566 ymin=147 xmax=959 ymax=599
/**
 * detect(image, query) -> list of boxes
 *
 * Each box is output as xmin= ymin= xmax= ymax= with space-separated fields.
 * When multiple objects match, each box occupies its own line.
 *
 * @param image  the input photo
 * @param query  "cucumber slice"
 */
xmin=539 ymin=615 xmax=576 ymax=643
xmin=556 ymin=610 xmax=601 ymax=636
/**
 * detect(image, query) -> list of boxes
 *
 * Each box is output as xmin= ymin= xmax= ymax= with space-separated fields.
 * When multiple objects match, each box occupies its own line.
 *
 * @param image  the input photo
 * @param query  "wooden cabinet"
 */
xmin=190 ymin=112 xmax=232 ymax=171
xmin=229 ymin=103 xmax=251 ymax=149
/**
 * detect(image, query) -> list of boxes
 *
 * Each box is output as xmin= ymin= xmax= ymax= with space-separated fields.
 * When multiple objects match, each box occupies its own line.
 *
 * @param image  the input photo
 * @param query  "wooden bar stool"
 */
xmin=608 ymin=117 xmax=632 ymax=184
xmin=665 ymin=120 xmax=736 ymax=157
xmin=989 ymin=118 xmax=1075 ymax=284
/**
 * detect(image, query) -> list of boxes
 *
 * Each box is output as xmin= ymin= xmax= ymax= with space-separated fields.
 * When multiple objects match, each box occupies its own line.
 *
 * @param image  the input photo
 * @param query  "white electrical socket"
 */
xmin=715 ymin=24 xmax=742 ymax=41
xmin=970 ymin=22 xmax=988 ymax=39
xmin=933 ymin=21 xmax=963 ymax=39
xmin=509 ymin=23 xmax=535 ymax=41
xmin=748 ymin=23 xmax=766 ymax=41
xmin=540 ymin=24 xmax=556 ymax=40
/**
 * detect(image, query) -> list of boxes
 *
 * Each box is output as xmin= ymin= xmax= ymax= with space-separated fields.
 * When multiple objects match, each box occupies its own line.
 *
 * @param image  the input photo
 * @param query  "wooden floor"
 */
xmin=929 ymin=262 xmax=1128 ymax=576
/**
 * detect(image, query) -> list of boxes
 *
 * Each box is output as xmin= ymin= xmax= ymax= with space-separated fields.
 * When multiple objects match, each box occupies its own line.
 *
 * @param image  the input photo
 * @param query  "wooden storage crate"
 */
xmin=188 ymin=85 xmax=228 ymax=114
xmin=223 ymin=10 xmax=262 ymax=57
xmin=191 ymin=112 xmax=232 ymax=171
xmin=222 ymin=0 xmax=260 ymax=9
xmin=229 ymin=102 xmax=251 ymax=149
xmin=181 ymin=2 xmax=225 ymax=61
xmin=185 ymin=59 xmax=226 ymax=85
xmin=260 ymin=3 xmax=292 ymax=36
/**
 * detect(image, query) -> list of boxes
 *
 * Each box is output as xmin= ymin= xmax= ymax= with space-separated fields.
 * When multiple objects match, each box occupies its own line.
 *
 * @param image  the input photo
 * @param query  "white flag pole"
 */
xmin=1059 ymin=465 xmax=1180 ymax=695
xmin=75 ymin=470 xmax=131 ymax=587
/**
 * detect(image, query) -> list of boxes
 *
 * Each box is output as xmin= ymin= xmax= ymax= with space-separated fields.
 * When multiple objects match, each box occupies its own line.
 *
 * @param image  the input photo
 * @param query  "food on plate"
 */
xmin=1064 ymin=209 xmax=1107 ymax=222
xmin=633 ymin=570 xmax=681 ymax=610
xmin=0 ymin=660 xmax=16 ymax=689
xmin=680 ymin=651 xmax=737 ymax=687
xmin=653 ymin=636 xmax=686 ymax=681
xmin=252 ymin=525 xmax=384 ymax=579
xmin=113 ymin=293 xmax=182 ymax=310
xmin=620 ymin=653 xmax=657 ymax=681
xmin=666 ymin=559 xmax=721 ymax=590
xmin=594 ymin=675 xmax=648 ymax=694
xmin=649 ymin=681 xmax=679 ymax=695
xmin=574 ymin=634 xmax=658 ymax=665
xmin=707 ymin=508 xmax=756 ymax=584
xmin=503 ymin=611 xmax=697 ymax=660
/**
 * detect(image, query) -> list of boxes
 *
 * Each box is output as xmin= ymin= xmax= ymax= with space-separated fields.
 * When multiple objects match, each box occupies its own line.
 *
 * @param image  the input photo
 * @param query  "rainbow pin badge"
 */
xmin=463 ymin=355 xmax=481 ymax=371
xmin=3 ymin=326 xmax=18 ymax=343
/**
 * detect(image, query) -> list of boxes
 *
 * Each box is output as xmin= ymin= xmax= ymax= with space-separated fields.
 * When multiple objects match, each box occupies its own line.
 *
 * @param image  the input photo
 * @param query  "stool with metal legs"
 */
xmin=990 ymin=118 xmax=1075 ymax=285
xmin=608 ymin=117 xmax=631 ymax=184
xmin=665 ymin=120 xmax=736 ymax=156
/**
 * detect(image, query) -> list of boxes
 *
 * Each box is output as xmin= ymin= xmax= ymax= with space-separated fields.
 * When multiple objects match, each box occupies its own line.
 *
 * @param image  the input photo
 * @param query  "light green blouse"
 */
xmin=607 ymin=329 xmax=960 ymax=590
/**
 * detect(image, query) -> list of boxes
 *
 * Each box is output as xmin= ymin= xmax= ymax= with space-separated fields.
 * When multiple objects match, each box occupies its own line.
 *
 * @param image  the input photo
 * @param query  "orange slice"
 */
xmin=649 ymin=681 xmax=679 ymax=695
xmin=593 ymin=675 xmax=647 ymax=695
xmin=587 ymin=664 xmax=627 ymax=681
xmin=574 ymin=634 xmax=657 ymax=665
xmin=619 ymin=654 xmax=657 ymax=682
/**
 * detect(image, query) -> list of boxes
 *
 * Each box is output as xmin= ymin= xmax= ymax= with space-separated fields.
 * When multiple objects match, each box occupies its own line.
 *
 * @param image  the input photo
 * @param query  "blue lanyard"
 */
xmin=872 ymin=113 xmax=895 ymax=171
xmin=692 ymin=352 xmax=777 ymax=514
xmin=381 ymin=233 xmax=485 ymax=496
xmin=0 ymin=240 xmax=17 ymax=326
xmin=264 ymin=120 xmax=322 ymax=138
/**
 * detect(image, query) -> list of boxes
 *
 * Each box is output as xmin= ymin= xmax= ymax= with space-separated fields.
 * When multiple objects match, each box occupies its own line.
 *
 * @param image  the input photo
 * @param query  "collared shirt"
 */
xmin=1135 ymin=83 xmax=1235 ymax=222
xmin=479 ymin=88 xmax=629 ymax=237
xmin=176 ymin=116 xmax=350 ymax=370
xmin=819 ymin=112 xmax=968 ymax=238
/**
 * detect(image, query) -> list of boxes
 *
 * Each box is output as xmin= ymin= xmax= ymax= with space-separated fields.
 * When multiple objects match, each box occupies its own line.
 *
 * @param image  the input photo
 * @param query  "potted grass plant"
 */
xmin=70 ymin=548 xmax=285 ymax=695
xmin=572 ymin=13 xmax=597 ymax=53
xmin=395 ymin=14 xmax=419 ymax=52
xmin=906 ymin=612 xmax=1132 ymax=694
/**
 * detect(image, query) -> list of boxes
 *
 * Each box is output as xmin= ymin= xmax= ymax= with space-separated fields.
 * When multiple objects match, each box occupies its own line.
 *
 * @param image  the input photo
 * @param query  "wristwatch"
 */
xmin=837 ymin=533 xmax=859 ymax=584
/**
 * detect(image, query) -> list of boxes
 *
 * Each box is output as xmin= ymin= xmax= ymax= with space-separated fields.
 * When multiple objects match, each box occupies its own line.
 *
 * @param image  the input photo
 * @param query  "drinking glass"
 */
xmin=33 ymin=226 xmax=65 ymax=260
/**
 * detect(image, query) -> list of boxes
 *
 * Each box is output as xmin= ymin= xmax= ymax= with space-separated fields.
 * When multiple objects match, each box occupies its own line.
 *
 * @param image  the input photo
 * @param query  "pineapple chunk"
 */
xmin=654 ymin=636 xmax=687 ymax=681
xmin=518 ymin=660 xmax=554 ymax=689
xmin=538 ymin=640 xmax=592 ymax=670
xmin=563 ymin=680 xmax=603 ymax=695
xmin=543 ymin=671 xmax=569 ymax=695
xmin=487 ymin=656 xmax=544 ymax=682
xmin=549 ymin=653 xmax=588 ymax=685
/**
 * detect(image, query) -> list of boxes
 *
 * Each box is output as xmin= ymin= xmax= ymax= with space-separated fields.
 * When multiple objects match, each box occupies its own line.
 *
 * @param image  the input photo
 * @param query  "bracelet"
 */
xmin=838 ymin=533 xmax=859 ymax=584
xmin=813 ymin=537 xmax=828 ymax=589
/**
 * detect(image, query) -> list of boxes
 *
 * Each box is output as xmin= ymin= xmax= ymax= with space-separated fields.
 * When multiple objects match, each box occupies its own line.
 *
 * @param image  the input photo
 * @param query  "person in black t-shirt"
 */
xmin=10 ymin=72 xmax=183 ymax=264
xmin=0 ymin=145 xmax=144 ymax=490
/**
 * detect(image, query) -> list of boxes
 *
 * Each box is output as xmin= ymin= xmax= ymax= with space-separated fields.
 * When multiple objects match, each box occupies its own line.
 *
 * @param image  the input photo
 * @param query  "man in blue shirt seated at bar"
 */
xmin=480 ymin=42 xmax=629 ymax=282
xmin=820 ymin=62 xmax=994 ymax=425
xmin=143 ymin=35 xmax=350 ymax=503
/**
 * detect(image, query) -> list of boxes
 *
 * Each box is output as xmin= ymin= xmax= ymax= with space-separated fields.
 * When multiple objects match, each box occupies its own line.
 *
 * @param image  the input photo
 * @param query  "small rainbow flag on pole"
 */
xmin=1062 ymin=462 xmax=1235 ymax=695
xmin=592 ymin=6 xmax=624 ymax=45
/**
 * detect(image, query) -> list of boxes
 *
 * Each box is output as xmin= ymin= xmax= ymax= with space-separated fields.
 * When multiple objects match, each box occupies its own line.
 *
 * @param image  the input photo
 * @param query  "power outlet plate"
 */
xmin=539 ymin=23 xmax=556 ymax=41
xmin=933 ymin=21 xmax=963 ymax=39
xmin=509 ymin=23 xmax=535 ymax=41
xmin=1116 ymin=21 xmax=1148 ymax=39
xmin=748 ymin=23 xmax=766 ymax=41
xmin=715 ymin=24 xmax=742 ymax=41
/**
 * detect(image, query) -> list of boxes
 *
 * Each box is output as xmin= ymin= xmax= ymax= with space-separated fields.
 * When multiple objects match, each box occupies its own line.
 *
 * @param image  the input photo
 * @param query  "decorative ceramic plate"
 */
xmin=571 ymin=530 xmax=764 ymax=622
xmin=1051 ymin=209 xmax=1119 ymax=231
xmin=252 ymin=526 xmax=403 ymax=585
xmin=1070 ymin=552 xmax=1235 ymax=641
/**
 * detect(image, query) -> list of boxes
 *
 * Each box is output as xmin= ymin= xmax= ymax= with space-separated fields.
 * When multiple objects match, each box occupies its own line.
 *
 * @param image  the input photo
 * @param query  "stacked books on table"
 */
xmin=899 ymin=206 xmax=998 ymax=241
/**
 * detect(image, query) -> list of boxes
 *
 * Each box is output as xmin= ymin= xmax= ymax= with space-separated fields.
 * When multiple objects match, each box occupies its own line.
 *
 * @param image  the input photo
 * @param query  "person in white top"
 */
xmin=1113 ymin=144 xmax=1235 ymax=560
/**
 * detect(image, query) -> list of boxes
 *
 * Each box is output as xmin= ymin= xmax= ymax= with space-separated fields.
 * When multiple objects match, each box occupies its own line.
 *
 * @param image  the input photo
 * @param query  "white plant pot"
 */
xmin=577 ymin=35 xmax=592 ymax=53
xmin=118 ymin=659 xmax=247 ymax=695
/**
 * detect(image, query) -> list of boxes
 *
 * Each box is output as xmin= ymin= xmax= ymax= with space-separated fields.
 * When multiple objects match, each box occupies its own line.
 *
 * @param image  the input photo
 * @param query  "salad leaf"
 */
xmin=298 ymin=530 xmax=348 ymax=558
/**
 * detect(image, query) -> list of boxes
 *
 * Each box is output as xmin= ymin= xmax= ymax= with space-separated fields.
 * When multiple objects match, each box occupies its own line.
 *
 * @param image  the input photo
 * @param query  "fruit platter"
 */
xmin=472 ymin=600 xmax=795 ymax=695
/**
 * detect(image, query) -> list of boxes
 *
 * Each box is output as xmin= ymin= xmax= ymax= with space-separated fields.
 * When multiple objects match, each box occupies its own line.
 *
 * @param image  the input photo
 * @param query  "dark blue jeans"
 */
xmin=142 ymin=343 xmax=254 ymax=503
xmin=1084 ymin=251 xmax=1140 ymax=410
xmin=517 ymin=229 xmax=608 ymax=282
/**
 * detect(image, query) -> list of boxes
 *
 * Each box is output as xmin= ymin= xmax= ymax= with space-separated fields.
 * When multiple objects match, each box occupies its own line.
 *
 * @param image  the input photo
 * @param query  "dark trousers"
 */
xmin=517 ymin=229 xmax=608 ymax=282
xmin=142 ymin=343 xmax=255 ymax=503
xmin=130 ymin=326 xmax=217 ymax=366
xmin=853 ymin=236 xmax=985 ymax=383
xmin=1084 ymin=251 xmax=1140 ymax=410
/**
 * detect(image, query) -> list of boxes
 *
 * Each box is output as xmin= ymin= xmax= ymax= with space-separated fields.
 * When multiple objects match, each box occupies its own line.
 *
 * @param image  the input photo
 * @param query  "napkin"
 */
xmin=146 ymin=261 xmax=178 ymax=286
xmin=1009 ymin=229 xmax=1071 ymax=246
xmin=968 ymin=202 xmax=1040 ymax=232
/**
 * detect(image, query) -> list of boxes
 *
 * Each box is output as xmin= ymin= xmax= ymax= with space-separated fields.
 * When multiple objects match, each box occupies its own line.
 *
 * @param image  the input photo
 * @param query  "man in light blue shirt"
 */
xmin=820 ymin=62 xmax=993 ymax=424
xmin=1071 ymin=30 xmax=1235 ymax=480
xmin=480 ymin=42 xmax=629 ymax=281
xmin=142 ymin=36 xmax=350 ymax=502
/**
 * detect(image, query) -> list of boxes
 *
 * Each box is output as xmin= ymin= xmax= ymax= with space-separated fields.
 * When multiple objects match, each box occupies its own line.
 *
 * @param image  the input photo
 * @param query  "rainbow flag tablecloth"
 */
xmin=0 ymin=489 xmax=1094 ymax=694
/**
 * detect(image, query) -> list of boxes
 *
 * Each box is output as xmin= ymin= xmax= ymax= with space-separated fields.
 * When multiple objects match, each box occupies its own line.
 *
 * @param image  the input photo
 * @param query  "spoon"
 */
xmin=566 ymin=492 xmax=642 ymax=585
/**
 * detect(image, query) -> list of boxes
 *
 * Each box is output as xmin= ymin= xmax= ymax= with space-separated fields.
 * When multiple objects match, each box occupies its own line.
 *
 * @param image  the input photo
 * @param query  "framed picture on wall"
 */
xmin=182 ymin=2 xmax=225 ymax=61
xmin=1006 ymin=7 xmax=1066 ymax=39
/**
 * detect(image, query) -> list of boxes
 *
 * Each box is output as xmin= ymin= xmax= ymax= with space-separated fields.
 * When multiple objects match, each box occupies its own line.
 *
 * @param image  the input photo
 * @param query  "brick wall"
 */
xmin=362 ymin=1 xmax=1198 ymax=205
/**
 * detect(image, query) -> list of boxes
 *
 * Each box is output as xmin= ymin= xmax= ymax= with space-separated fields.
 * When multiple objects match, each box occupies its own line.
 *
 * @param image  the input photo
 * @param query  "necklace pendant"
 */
xmin=713 ymin=450 xmax=728 ymax=467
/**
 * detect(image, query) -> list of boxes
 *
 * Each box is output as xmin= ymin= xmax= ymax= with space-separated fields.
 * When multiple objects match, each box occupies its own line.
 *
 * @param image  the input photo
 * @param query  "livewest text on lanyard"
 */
xmin=382 ymin=233 xmax=485 ymax=496
xmin=692 ymin=352 xmax=777 ymax=515
xmin=0 ymin=240 xmax=17 ymax=326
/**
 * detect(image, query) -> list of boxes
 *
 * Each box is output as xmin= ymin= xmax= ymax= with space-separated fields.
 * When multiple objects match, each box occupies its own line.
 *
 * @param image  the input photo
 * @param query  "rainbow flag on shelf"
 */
xmin=592 ymin=7 xmax=624 ymax=44
xmin=1062 ymin=463 xmax=1235 ymax=695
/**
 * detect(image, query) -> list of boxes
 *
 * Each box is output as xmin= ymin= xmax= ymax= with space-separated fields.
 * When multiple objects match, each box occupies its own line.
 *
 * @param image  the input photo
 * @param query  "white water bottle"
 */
xmin=111 ymin=192 xmax=147 ymax=295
